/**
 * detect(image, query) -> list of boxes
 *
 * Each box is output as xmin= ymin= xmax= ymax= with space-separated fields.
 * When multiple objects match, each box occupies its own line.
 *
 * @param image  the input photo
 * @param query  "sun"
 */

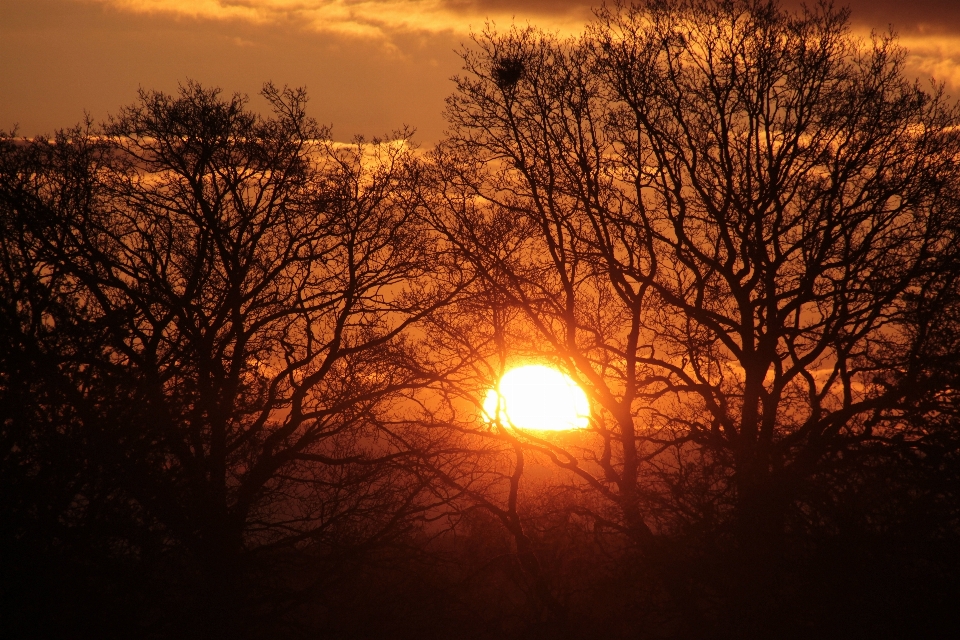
xmin=483 ymin=364 xmax=590 ymax=431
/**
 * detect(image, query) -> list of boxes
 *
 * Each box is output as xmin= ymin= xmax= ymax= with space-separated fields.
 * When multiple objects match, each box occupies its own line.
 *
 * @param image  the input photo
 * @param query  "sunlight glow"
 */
xmin=483 ymin=364 xmax=590 ymax=432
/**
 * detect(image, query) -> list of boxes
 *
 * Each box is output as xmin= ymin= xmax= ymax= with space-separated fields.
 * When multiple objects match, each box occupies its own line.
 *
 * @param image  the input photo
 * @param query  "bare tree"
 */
xmin=430 ymin=0 xmax=960 ymax=630
xmin=0 ymin=82 xmax=460 ymax=636
xmin=0 ymin=124 xmax=155 ymax=637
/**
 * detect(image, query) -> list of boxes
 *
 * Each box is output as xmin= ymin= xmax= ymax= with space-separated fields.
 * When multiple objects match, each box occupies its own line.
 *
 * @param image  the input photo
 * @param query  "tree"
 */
xmin=431 ymin=0 xmax=960 ymax=632
xmin=0 ymin=82 xmax=459 ymax=637
xmin=0 ymin=124 xmax=155 ymax=638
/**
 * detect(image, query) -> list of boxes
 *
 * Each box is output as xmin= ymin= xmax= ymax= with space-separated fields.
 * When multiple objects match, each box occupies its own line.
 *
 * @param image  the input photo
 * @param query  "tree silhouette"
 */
xmin=3 ymin=3 xmax=960 ymax=639
xmin=430 ymin=0 xmax=960 ymax=633
xmin=0 ymin=82 xmax=461 ymax=637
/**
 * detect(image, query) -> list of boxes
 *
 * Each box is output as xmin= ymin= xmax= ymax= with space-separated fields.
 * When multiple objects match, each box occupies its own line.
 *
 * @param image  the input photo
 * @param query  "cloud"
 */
xmin=842 ymin=0 xmax=960 ymax=34
xmin=86 ymin=0 xmax=960 ymax=38
xmin=80 ymin=1 xmax=960 ymax=92
xmin=85 ymin=0 xmax=592 ymax=38
xmin=898 ymin=34 xmax=960 ymax=90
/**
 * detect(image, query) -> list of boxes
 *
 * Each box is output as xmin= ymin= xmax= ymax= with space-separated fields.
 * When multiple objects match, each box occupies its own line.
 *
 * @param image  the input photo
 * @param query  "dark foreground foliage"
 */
xmin=3 ymin=2 xmax=960 ymax=638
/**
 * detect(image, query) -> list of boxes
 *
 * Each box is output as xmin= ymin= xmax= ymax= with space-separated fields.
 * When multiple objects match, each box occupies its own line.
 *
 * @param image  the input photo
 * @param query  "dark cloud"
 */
xmin=784 ymin=0 xmax=960 ymax=33
xmin=448 ymin=1 xmax=960 ymax=34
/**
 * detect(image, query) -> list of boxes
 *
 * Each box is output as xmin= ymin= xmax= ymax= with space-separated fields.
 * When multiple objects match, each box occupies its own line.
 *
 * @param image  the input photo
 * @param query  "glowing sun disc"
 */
xmin=483 ymin=364 xmax=590 ymax=431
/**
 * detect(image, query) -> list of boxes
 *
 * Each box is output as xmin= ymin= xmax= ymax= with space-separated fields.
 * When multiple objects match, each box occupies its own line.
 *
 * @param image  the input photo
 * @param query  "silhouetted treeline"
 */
xmin=3 ymin=2 xmax=960 ymax=639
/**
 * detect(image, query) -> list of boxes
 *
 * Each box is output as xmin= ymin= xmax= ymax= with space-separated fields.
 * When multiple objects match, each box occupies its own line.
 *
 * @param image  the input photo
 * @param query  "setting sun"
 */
xmin=483 ymin=364 xmax=590 ymax=431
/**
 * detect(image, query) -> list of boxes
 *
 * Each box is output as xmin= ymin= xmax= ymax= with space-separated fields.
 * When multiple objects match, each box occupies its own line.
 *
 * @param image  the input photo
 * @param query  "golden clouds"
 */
xmin=898 ymin=34 xmax=960 ymax=90
xmin=87 ymin=0 xmax=590 ymax=38
xmin=74 ymin=2 xmax=960 ymax=95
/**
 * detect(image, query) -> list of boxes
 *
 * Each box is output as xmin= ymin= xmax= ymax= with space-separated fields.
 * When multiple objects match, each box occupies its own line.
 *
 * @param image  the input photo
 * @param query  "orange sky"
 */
xmin=2 ymin=0 xmax=959 ymax=143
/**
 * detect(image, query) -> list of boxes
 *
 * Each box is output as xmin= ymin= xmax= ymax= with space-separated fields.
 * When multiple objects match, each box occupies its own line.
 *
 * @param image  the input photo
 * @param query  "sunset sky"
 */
xmin=2 ymin=0 xmax=959 ymax=143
